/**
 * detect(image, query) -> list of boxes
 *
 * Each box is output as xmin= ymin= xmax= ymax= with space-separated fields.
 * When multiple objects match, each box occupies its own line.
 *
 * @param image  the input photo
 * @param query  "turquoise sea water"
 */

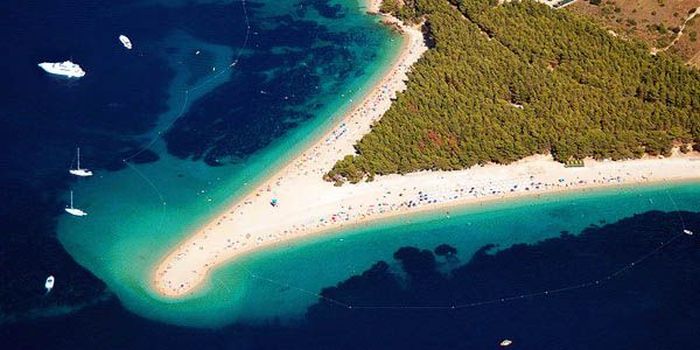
xmin=61 ymin=168 xmax=700 ymax=327
xmin=55 ymin=0 xmax=404 ymax=328
xmin=49 ymin=0 xmax=700 ymax=329
xmin=3 ymin=0 xmax=700 ymax=347
xmin=209 ymin=181 xmax=700 ymax=324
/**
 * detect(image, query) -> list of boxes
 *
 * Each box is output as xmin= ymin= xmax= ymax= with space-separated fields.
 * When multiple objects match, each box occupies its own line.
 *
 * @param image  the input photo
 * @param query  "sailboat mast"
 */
xmin=70 ymin=191 xmax=74 ymax=209
xmin=76 ymin=147 xmax=81 ymax=170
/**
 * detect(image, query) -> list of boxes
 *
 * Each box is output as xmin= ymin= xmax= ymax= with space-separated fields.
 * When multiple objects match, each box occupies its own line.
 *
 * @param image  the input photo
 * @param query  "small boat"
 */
xmin=45 ymin=275 xmax=55 ymax=293
xmin=37 ymin=60 xmax=86 ymax=78
xmin=684 ymin=229 xmax=694 ymax=236
xmin=69 ymin=147 xmax=93 ymax=177
xmin=65 ymin=191 xmax=88 ymax=217
xmin=500 ymin=339 xmax=513 ymax=347
xmin=119 ymin=34 xmax=133 ymax=49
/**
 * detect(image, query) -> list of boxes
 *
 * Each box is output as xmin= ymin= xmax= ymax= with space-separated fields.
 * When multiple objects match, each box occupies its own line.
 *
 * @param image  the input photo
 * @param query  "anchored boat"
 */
xmin=65 ymin=191 xmax=88 ymax=217
xmin=119 ymin=34 xmax=133 ymax=49
xmin=69 ymin=147 xmax=93 ymax=177
xmin=45 ymin=275 xmax=55 ymax=293
xmin=37 ymin=60 xmax=86 ymax=78
xmin=500 ymin=339 xmax=513 ymax=347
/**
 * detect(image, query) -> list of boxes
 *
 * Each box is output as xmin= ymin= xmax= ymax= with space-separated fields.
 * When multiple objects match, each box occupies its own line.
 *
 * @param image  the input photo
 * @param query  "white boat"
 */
xmin=500 ymin=339 xmax=513 ymax=347
xmin=69 ymin=147 xmax=93 ymax=177
xmin=684 ymin=229 xmax=694 ymax=236
xmin=37 ymin=60 xmax=86 ymax=78
xmin=119 ymin=35 xmax=133 ymax=50
xmin=65 ymin=191 xmax=88 ymax=217
xmin=45 ymin=275 xmax=55 ymax=293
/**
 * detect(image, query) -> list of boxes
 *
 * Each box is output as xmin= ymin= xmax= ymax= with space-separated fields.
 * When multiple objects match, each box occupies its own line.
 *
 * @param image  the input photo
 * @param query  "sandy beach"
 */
xmin=152 ymin=3 xmax=700 ymax=298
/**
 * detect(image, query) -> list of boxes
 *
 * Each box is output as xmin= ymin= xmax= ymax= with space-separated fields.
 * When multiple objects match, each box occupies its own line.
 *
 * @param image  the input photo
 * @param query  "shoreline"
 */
xmin=152 ymin=4 xmax=428 ymax=297
xmin=180 ymin=176 xmax=700 ymax=278
xmin=151 ymin=3 xmax=700 ymax=298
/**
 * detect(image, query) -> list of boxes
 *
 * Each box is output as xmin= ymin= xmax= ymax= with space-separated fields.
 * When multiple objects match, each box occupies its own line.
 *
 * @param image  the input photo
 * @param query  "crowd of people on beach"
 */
xmin=155 ymin=17 xmax=429 ymax=296
xmin=153 ymin=12 xmax=700 ymax=297
xmin=157 ymin=155 xmax=666 ymax=295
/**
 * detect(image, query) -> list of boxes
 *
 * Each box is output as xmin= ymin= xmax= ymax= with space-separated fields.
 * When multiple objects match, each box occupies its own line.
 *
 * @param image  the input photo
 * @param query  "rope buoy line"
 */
xmin=116 ymin=0 xmax=251 ymax=238
xmin=243 ymin=229 xmax=691 ymax=311
xmin=84 ymin=1 xmax=695 ymax=315
xmin=123 ymin=0 xmax=251 ymax=163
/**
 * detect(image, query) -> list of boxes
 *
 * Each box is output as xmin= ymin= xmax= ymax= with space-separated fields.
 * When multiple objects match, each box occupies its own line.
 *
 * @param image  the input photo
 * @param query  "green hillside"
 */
xmin=326 ymin=0 xmax=700 ymax=184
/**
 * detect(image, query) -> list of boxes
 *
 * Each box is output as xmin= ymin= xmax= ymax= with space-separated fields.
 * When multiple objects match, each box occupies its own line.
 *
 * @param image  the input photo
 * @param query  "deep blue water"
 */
xmin=3 ymin=210 xmax=699 ymax=349
xmin=0 ymin=0 xmax=393 ymax=320
xmin=2 ymin=0 xmax=700 ymax=349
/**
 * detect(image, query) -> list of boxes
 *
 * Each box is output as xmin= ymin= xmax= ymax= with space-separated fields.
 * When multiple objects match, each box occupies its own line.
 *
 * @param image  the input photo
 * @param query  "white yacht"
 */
xmin=500 ymin=339 xmax=513 ymax=347
xmin=684 ymin=229 xmax=694 ymax=236
xmin=65 ymin=191 xmax=88 ymax=217
xmin=45 ymin=275 xmax=55 ymax=293
xmin=119 ymin=35 xmax=133 ymax=50
xmin=37 ymin=60 xmax=86 ymax=78
xmin=69 ymin=147 xmax=93 ymax=177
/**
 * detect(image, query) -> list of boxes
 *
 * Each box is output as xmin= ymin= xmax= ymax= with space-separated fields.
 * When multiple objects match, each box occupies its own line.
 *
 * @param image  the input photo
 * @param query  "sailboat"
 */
xmin=45 ymin=275 xmax=55 ymax=293
xmin=69 ymin=147 xmax=93 ymax=177
xmin=65 ymin=191 xmax=88 ymax=216
xmin=684 ymin=229 xmax=694 ymax=236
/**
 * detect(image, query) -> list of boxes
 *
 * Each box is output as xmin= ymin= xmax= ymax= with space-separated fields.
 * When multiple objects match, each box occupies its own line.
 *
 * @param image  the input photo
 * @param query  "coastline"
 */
xmin=151 ymin=3 xmax=700 ymax=298
xmin=179 ymin=176 xmax=700 ymax=278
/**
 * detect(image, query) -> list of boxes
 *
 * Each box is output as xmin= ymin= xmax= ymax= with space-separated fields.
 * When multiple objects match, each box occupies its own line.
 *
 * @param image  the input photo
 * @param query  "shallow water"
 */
xmin=47 ymin=0 xmax=403 ymax=326
xmin=3 ymin=182 xmax=699 ymax=349
xmin=1 ymin=0 xmax=400 ymax=324
xmin=2 ymin=0 xmax=700 ymax=347
xmin=210 ymin=181 xmax=700 ymax=324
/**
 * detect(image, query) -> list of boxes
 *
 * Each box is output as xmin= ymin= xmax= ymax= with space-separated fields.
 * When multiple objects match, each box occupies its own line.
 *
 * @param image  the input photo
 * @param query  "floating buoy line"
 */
xmin=239 ymin=193 xmax=695 ymax=312
xmin=241 ymin=224 xmax=695 ymax=312
xmin=50 ymin=0 xmax=699 ymax=328
xmin=118 ymin=1 xmax=252 ymax=241
xmin=53 ymin=0 xmax=252 ymax=296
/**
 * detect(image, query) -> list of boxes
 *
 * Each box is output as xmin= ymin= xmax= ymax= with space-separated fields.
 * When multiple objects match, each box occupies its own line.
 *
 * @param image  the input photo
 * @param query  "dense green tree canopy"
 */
xmin=327 ymin=0 xmax=700 ymax=184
